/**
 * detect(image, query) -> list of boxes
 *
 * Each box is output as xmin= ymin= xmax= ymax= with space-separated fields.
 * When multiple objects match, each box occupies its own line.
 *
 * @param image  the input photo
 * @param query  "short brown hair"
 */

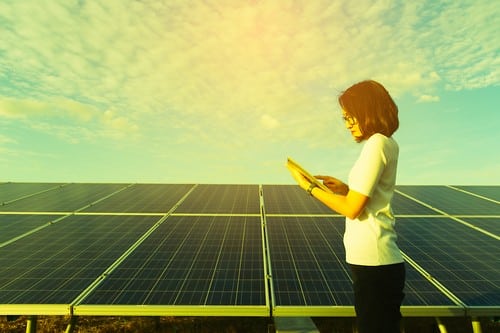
xmin=338 ymin=80 xmax=399 ymax=140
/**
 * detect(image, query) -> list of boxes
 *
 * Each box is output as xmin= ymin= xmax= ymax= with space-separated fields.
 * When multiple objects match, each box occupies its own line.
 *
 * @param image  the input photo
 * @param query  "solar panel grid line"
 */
xmin=0 ymin=183 xmax=131 ymax=213
xmin=0 ymin=211 xmax=68 ymax=215
xmin=1 ymin=183 xmax=69 ymax=206
xmin=171 ymin=213 xmax=261 ymax=217
xmin=119 ymin=216 xmax=199 ymax=304
xmin=397 ymin=217 xmax=500 ymax=311
xmin=395 ymin=189 xmax=499 ymax=240
xmin=267 ymin=217 xmax=353 ymax=309
xmin=71 ymin=184 xmax=199 ymax=308
xmin=261 ymin=185 xmax=333 ymax=215
xmin=90 ymin=216 xmax=201 ymax=306
xmin=259 ymin=185 xmax=275 ymax=316
xmin=296 ymin=218 xmax=349 ymax=304
xmin=457 ymin=217 xmax=500 ymax=237
xmin=447 ymin=185 xmax=500 ymax=204
xmin=265 ymin=214 xmax=340 ymax=217
xmin=174 ymin=185 xmax=260 ymax=214
xmin=170 ymin=216 xmax=221 ymax=305
xmin=307 ymin=219 xmax=351 ymax=283
xmin=400 ymin=252 xmax=466 ymax=309
xmin=395 ymin=215 xmax=455 ymax=218
xmin=74 ymin=212 xmax=165 ymax=216
xmin=165 ymin=184 xmax=199 ymax=212
xmin=456 ymin=186 xmax=500 ymax=202
xmin=0 ymin=214 xmax=71 ymax=249
xmin=203 ymin=217 xmax=259 ymax=306
xmin=72 ymin=183 xmax=135 ymax=213
xmin=445 ymin=216 xmax=499 ymax=240
xmin=202 ymin=219 xmax=232 ymax=305
xmin=452 ymin=215 xmax=500 ymax=218
xmin=0 ymin=215 xmax=60 ymax=244
xmin=81 ymin=184 xmax=197 ymax=214
xmin=279 ymin=217 xmax=307 ymax=306
xmin=397 ymin=186 xmax=500 ymax=215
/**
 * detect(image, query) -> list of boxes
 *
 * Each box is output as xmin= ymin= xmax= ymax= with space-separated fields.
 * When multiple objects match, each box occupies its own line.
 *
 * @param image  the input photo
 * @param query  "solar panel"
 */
xmin=263 ymin=185 xmax=333 ymax=215
xmin=175 ymin=184 xmax=260 ymax=214
xmin=397 ymin=186 xmax=500 ymax=215
xmin=0 ymin=214 xmax=61 ymax=244
xmin=392 ymin=191 xmax=438 ymax=215
xmin=267 ymin=217 xmax=353 ymax=307
xmin=262 ymin=185 xmax=439 ymax=216
xmin=397 ymin=217 xmax=500 ymax=312
xmin=74 ymin=215 xmax=267 ymax=316
xmin=455 ymin=186 xmax=500 ymax=202
xmin=82 ymin=184 xmax=195 ymax=213
xmin=266 ymin=216 xmax=461 ymax=317
xmin=459 ymin=217 xmax=500 ymax=236
xmin=0 ymin=183 xmax=128 ymax=213
xmin=0 ymin=215 xmax=160 ymax=311
xmin=0 ymin=182 xmax=498 ymax=321
xmin=0 ymin=183 xmax=66 ymax=204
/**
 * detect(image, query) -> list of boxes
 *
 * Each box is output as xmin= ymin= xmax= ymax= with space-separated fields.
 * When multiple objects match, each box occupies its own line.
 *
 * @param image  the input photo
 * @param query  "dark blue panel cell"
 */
xmin=81 ymin=216 xmax=265 ymax=306
xmin=397 ymin=217 xmax=500 ymax=306
xmin=456 ymin=186 xmax=500 ymax=202
xmin=0 ymin=183 xmax=66 ymax=204
xmin=392 ymin=192 xmax=437 ymax=215
xmin=83 ymin=184 xmax=194 ymax=213
xmin=0 ymin=215 xmax=160 ymax=304
xmin=397 ymin=186 xmax=500 ymax=215
xmin=263 ymin=185 xmax=333 ymax=215
xmin=460 ymin=218 xmax=500 ymax=236
xmin=0 ymin=214 xmax=60 ymax=243
xmin=175 ymin=185 xmax=260 ymax=214
xmin=0 ymin=183 xmax=129 ymax=212
xmin=267 ymin=216 xmax=456 ymax=308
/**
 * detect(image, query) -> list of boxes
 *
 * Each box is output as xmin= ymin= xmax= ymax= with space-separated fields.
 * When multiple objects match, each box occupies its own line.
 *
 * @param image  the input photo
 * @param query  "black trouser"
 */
xmin=349 ymin=262 xmax=406 ymax=333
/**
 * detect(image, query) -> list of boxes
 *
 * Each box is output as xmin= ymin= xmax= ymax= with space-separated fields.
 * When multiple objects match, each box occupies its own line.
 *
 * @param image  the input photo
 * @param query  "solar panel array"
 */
xmin=0 ymin=183 xmax=498 ymax=318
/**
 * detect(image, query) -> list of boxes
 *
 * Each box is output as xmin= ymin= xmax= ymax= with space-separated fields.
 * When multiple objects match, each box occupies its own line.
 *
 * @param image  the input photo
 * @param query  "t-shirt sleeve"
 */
xmin=348 ymin=136 xmax=387 ymax=197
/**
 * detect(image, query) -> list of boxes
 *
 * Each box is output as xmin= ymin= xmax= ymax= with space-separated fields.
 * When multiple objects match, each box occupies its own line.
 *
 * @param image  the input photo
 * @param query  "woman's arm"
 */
xmin=310 ymin=186 xmax=369 ymax=220
xmin=289 ymin=168 xmax=369 ymax=219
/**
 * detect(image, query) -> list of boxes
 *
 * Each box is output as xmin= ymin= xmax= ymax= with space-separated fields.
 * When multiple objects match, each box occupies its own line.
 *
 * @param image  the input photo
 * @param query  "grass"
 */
xmin=1 ymin=315 xmax=499 ymax=332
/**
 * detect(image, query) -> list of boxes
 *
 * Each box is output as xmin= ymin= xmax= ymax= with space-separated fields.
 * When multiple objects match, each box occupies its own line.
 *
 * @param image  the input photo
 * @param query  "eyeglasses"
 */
xmin=342 ymin=114 xmax=356 ymax=126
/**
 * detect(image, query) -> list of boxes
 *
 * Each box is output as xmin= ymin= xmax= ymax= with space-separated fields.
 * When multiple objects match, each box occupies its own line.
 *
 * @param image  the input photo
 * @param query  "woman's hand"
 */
xmin=315 ymin=175 xmax=349 ymax=195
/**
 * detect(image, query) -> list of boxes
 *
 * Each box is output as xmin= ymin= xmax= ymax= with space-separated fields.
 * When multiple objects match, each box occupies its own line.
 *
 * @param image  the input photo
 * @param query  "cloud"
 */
xmin=0 ymin=98 xmax=47 ymax=119
xmin=417 ymin=95 xmax=440 ymax=103
xmin=0 ymin=96 xmax=138 ymax=143
xmin=0 ymin=0 xmax=498 ymax=153
xmin=260 ymin=114 xmax=280 ymax=129
xmin=0 ymin=134 xmax=16 ymax=145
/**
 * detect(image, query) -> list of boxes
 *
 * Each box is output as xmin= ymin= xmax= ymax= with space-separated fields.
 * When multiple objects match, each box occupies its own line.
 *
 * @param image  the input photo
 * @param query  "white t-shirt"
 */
xmin=344 ymin=133 xmax=404 ymax=266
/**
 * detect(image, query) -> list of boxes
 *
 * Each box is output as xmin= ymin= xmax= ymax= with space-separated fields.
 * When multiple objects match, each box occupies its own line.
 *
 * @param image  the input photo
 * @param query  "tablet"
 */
xmin=287 ymin=157 xmax=333 ymax=193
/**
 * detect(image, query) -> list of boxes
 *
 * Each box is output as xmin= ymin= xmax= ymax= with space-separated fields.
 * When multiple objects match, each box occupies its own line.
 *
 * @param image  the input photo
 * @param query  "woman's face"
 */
xmin=342 ymin=110 xmax=363 ymax=141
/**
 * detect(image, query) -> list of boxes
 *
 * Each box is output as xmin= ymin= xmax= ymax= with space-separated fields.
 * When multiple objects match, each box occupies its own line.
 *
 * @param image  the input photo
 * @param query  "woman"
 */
xmin=288 ymin=80 xmax=405 ymax=333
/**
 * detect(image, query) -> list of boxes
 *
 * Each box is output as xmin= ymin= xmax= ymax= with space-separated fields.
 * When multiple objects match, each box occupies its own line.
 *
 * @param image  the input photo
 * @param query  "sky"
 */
xmin=0 ymin=0 xmax=499 ymax=185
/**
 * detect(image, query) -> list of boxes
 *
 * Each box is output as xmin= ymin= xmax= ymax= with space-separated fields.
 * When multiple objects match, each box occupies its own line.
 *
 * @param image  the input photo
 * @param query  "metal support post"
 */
xmin=471 ymin=317 xmax=482 ymax=333
xmin=435 ymin=317 xmax=448 ymax=333
xmin=65 ymin=316 xmax=78 ymax=333
xmin=26 ymin=315 xmax=37 ymax=333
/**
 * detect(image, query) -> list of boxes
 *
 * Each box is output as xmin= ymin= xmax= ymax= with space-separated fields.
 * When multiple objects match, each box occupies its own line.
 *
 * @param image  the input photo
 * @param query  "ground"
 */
xmin=1 ymin=315 xmax=499 ymax=332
